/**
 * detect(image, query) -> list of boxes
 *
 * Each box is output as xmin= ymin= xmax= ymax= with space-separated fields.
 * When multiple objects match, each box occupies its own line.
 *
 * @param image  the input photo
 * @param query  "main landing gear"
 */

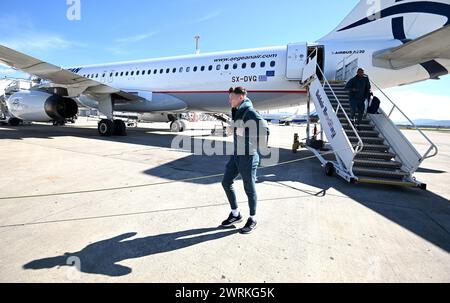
xmin=97 ymin=96 xmax=127 ymax=137
xmin=170 ymin=119 xmax=187 ymax=132
xmin=8 ymin=118 xmax=23 ymax=126
xmin=168 ymin=114 xmax=188 ymax=133
xmin=98 ymin=119 xmax=127 ymax=137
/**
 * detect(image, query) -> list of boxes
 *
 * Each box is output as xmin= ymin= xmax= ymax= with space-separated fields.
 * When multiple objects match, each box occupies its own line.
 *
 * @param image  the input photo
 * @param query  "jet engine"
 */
xmin=7 ymin=90 xmax=78 ymax=122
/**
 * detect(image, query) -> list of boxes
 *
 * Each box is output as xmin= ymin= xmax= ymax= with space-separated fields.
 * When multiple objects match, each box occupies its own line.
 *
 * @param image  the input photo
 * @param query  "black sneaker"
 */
xmin=240 ymin=218 xmax=257 ymax=234
xmin=221 ymin=212 xmax=243 ymax=227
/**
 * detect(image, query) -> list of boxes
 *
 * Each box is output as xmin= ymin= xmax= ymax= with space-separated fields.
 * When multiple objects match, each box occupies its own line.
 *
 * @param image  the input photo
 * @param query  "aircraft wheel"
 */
xmin=179 ymin=120 xmax=188 ymax=132
xmin=53 ymin=120 xmax=65 ymax=126
xmin=113 ymin=120 xmax=127 ymax=136
xmin=170 ymin=120 xmax=182 ymax=132
xmin=98 ymin=119 xmax=114 ymax=137
xmin=9 ymin=118 xmax=22 ymax=126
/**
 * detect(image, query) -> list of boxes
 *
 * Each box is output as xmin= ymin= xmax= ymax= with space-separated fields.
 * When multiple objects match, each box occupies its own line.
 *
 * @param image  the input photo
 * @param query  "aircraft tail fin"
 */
xmin=319 ymin=0 xmax=450 ymax=41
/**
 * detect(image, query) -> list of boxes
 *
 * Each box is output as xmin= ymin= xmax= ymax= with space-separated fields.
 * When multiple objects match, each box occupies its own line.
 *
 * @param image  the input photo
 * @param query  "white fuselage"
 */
xmin=71 ymin=40 xmax=450 ymax=114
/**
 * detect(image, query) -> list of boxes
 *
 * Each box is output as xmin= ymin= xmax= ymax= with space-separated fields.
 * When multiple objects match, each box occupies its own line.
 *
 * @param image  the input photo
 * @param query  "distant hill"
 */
xmin=397 ymin=119 xmax=450 ymax=127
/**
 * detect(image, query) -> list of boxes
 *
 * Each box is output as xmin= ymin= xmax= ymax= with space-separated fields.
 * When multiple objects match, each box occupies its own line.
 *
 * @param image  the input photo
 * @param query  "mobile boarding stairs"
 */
xmin=297 ymin=50 xmax=438 ymax=189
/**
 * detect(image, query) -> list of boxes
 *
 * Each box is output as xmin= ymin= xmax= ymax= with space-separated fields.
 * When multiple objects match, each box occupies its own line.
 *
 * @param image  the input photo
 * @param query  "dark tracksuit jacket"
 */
xmin=345 ymin=75 xmax=371 ymax=101
xmin=345 ymin=75 xmax=371 ymax=124
xmin=221 ymin=98 xmax=263 ymax=216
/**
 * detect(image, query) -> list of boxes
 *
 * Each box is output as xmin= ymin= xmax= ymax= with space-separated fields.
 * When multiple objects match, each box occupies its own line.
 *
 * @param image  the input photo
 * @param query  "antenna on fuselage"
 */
xmin=194 ymin=35 xmax=200 ymax=54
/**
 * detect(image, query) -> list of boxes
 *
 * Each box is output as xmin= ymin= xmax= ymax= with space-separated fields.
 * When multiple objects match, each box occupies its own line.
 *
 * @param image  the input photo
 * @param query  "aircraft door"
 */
xmin=286 ymin=42 xmax=308 ymax=80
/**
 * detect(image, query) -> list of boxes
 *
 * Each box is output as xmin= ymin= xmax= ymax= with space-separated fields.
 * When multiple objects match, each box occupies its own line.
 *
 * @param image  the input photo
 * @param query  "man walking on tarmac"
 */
xmin=345 ymin=68 xmax=371 ymax=129
xmin=221 ymin=87 xmax=264 ymax=234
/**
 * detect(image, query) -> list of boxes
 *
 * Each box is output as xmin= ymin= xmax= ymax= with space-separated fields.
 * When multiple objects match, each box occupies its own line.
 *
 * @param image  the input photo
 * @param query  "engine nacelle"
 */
xmin=7 ymin=90 xmax=78 ymax=122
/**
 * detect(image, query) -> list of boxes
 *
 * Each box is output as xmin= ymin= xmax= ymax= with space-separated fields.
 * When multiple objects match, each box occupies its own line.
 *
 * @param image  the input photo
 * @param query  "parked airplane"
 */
xmin=0 ymin=0 xmax=448 ymax=136
xmin=262 ymin=109 xmax=318 ymax=125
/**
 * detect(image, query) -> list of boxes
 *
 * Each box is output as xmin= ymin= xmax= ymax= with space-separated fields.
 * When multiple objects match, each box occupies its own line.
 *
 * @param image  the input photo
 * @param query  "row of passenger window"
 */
xmin=83 ymin=60 xmax=276 ymax=79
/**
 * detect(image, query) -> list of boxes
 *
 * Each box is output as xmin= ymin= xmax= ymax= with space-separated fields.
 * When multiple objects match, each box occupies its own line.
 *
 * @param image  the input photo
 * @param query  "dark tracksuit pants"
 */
xmin=346 ymin=75 xmax=370 ymax=126
xmin=222 ymin=153 xmax=259 ymax=217
xmin=350 ymin=98 xmax=366 ymax=125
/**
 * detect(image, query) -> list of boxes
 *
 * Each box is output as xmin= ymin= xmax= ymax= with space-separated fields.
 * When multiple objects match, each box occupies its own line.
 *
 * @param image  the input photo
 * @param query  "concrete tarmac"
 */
xmin=0 ymin=119 xmax=449 ymax=282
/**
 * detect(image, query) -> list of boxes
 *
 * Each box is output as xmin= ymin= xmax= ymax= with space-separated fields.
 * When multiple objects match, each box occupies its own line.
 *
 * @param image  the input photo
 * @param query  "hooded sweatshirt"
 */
xmin=231 ymin=98 xmax=263 ymax=156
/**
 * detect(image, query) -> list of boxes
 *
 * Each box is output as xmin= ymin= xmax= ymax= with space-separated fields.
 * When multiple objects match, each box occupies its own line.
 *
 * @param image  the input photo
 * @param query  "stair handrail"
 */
xmin=336 ymin=53 xmax=359 ymax=82
xmin=315 ymin=62 xmax=364 ymax=156
xmin=370 ymin=79 xmax=438 ymax=164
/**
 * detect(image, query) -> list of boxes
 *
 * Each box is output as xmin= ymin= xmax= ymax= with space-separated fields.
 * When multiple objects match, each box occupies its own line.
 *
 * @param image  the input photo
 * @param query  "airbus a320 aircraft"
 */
xmin=0 ymin=0 xmax=449 ymax=136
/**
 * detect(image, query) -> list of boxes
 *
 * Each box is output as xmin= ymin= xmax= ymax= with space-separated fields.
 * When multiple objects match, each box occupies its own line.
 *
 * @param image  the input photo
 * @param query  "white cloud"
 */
xmin=115 ymin=32 xmax=157 ymax=44
xmin=0 ymin=68 xmax=16 ymax=75
xmin=1 ymin=34 xmax=85 ymax=52
xmin=106 ymin=46 xmax=131 ymax=56
xmin=108 ymin=32 xmax=158 ymax=56
xmin=193 ymin=11 xmax=222 ymax=24
xmin=0 ymin=15 xmax=85 ymax=52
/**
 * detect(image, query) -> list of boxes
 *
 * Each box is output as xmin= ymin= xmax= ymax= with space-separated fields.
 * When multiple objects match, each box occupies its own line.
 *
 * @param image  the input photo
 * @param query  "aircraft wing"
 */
xmin=0 ymin=44 xmax=144 ymax=102
xmin=373 ymin=25 xmax=450 ymax=70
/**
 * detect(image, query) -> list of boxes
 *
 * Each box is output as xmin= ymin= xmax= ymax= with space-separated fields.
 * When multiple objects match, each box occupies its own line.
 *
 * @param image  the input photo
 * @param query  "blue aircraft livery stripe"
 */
xmin=391 ymin=17 xmax=408 ymax=42
xmin=338 ymin=1 xmax=450 ymax=32
xmin=419 ymin=60 xmax=449 ymax=79
xmin=389 ymin=1 xmax=448 ymax=79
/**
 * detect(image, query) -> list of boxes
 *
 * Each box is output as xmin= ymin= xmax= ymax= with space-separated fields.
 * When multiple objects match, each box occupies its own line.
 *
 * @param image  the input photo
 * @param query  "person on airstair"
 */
xmin=345 ymin=68 xmax=371 ymax=130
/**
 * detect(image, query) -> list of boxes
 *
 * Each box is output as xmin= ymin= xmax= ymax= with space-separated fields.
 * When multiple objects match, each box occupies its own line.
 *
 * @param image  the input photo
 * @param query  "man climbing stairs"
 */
xmin=322 ymin=83 xmax=422 ymax=187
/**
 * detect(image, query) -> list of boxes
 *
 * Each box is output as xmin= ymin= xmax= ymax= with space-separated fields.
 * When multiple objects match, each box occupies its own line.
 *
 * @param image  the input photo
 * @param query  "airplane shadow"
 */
xmin=23 ymin=227 xmax=239 ymax=277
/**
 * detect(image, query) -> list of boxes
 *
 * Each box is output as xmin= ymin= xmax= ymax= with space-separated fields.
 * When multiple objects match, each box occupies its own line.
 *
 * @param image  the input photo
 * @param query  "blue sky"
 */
xmin=0 ymin=0 xmax=449 ymax=119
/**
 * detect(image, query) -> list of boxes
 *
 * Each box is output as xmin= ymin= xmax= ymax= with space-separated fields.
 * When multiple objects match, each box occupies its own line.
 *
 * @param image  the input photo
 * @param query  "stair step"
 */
xmin=355 ymin=151 xmax=396 ymax=160
xmin=353 ymin=167 xmax=409 ymax=180
xmin=337 ymin=111 xmax=367 ymax=118
xmin=354 ymin=159 xmax=402 ymax=169
xmin=349 ymin=136 xmax=385 ymax=144
xmin=327 ymin=96 xmax=349 ymax=101
xmin=331 ymin=104 xmax=351 ymax=110
xmin=337 ymin=112 xmax=354 ymax=116
xmin=325 ymin=93 xmax=348 ymax=96
xmin=325 ymin=89 xmax=348 ymax=93
xmin=333 ymin=108 xmax=353 ymax=115
xmin=328 ymin=96 xmax=350 ymax=101
xmin=327 ymin=97 xmax=348 ymax=101
xmin=331 ymin=106 xmax=351 ymax=112
xmin=327 ymin=91 xmax=349 ymax=95
xmin=361 ymin=144 xmax=391 ymax=152
xmin=356 ymin=177 xmax=417 ymax=187
xmin=331 ymin=104 xmax=351 ymax=111
xmin=339 ymin=117 xmax=371 ymax=124
xmin=329 ymin=100 xmax=350 ymax=104
xmin=327 ymin=88 xmax=347 ymax=91
xmin=339 ymin=118 xmax=372 ymax=125
xmin=345 ymin=130 xmax=380 ymax=137
xmin=342 ymin=123 xmax=374 ymax=131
